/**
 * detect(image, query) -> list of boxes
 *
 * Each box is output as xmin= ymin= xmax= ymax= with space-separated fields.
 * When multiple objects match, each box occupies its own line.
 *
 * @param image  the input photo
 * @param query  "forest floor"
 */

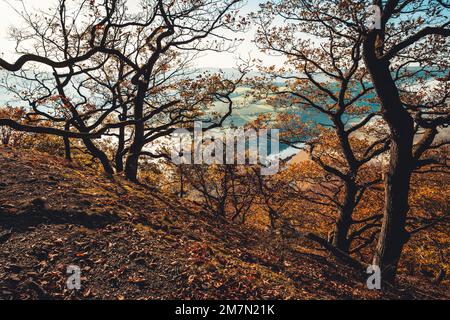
xmin=0 ymin=146 xmax=448 ymax=300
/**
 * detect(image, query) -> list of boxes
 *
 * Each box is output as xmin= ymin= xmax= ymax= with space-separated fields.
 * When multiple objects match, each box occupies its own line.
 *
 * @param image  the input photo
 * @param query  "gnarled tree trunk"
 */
xmin=124 ymin=80 xmax=146 ymax=182
xmin=364 ymin=32 xmax=415 ymax=283
xmin=115 ymin=124 xmax=126 ymax=173
xmin=83 ymin=137 xmax=114 ymax=177
xmin=63 ymin=121 xmax=72 ymax=162
xmin=332 ymin=180 xmax=358 ymax=253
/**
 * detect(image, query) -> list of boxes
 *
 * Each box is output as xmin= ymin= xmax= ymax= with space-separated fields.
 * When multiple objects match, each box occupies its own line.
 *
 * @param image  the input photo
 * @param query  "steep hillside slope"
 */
xmin=0 ymin=146 xmax=446 ymax=299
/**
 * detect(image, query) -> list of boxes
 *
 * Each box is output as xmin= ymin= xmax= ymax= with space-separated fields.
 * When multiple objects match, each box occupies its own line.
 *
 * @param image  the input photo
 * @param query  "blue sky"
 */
xmin=0 ymin=0 xmax=279 ymax=69
xmin=195 ymin=0 xmax=284 ymax=68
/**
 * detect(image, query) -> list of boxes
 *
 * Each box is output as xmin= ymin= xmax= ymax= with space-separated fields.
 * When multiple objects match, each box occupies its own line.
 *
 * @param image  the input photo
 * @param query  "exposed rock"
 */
xmin=31 ymin=197 xmax=48 ymax=210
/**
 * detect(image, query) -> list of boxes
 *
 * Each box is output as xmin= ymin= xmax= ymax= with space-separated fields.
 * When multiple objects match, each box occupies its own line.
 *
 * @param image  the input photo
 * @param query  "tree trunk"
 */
xmin=373 ymin=129 xmax=413 ymax=283
xmin=179 ymin=165 xmax=185 ymax=197
xmin=63 ymin=121 xmax=72 ymax=162
xmin=125 ymin=152 xmax=140 ymax=181
xmin=115 ymin=95 xmax=128 ymax=173
xmin=1 ymin=129 xmax=11 ymax=145
xmin=115 ymin=152 xmax=124 ymax=173
xmin=73 ymin=119 xmax=114 ymax=176
xmin=124 ymin=80 xmax=146 ymax=182
xmin=363 ymin=32 xmax=415 ymax=283
xmin=83 ymin=138 xmax=114 ymax=177
xmin=332 ymin=180 xmax=357 ymax=253
xmin=115 ymin=125 xmax=125 ymax=172
xmin=70 ymin=121 xmax=114 ymax=176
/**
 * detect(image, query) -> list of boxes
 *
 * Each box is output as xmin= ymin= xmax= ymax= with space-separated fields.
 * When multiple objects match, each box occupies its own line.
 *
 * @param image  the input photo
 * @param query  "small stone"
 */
xmin=8 ymin=274 xmax=21 ymax=283
xmin=31 ymin=197 xmax=47 ymax=209
xmin=6 ymin=264 xmax=23 ymax=273
xmin=81 ymin=199 xmax=92 ymax=206
xmin=135 ymin=258 xmax=147 ymax=265
xmin=0 ymin=229 xmax=12 ymax=244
